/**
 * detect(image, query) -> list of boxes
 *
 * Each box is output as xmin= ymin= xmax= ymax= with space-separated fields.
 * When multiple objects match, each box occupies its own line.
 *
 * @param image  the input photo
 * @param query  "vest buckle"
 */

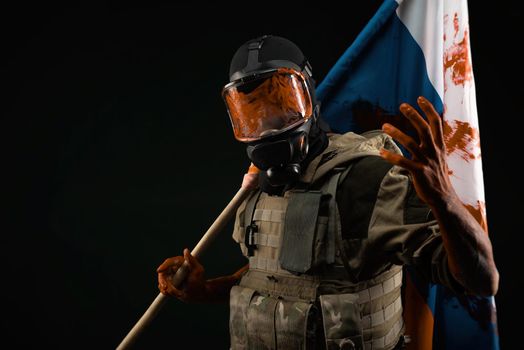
xmin=245 ymin=223 xmax=258 ymax=256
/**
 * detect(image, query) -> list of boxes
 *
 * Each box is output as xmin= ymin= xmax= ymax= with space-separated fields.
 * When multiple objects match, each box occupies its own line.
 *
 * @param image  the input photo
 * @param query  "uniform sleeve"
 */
xmin=365 ymin=164 xmax=465 ymax=294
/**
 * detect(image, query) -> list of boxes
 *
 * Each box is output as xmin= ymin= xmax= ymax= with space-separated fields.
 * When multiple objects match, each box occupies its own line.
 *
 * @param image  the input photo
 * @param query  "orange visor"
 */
xmin=222 ymin=68 xmax=313 ymax=142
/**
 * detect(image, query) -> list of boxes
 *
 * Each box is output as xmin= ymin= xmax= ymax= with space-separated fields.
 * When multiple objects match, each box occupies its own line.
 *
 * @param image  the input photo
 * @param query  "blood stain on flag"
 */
xmin=443 ymin=119 xmax=480 ymax=161
xmin=453 ymin=13 xmax=460 ymax=37
xmin=444 ymin=14 xmax=473 ymax=87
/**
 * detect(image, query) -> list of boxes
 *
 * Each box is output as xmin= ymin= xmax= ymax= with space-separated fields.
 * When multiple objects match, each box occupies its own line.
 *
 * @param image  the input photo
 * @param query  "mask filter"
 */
xmin=266 ymin=163 xmax=302 ymax=187
xmin=247 ymin=129 xmax=309 ymax=186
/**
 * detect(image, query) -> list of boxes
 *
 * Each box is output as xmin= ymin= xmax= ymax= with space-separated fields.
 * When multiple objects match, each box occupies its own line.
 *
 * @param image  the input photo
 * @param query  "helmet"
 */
xmin=222 ymin=35 xmax=323 ymax=187
xmin=223 ymin=35 xmax=316 ymax=143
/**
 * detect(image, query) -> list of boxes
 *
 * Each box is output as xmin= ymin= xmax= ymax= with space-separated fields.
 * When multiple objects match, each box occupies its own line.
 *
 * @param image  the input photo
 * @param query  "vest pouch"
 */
xmin=230 ymin=285 xmax=316 ymax=350
xmin=280 ymin=190 xmax=323 ymax=274
xmin=229 ymin=286 xmax=278 ymax=350
xmin=319 ymin=293 xmax=364 ymax=350
xmin=230 ymin=285 xmax=280 ymax=349
xmin=275 ymin=297 xmax=315 ymax=349
xmin=229 ymin=285 xmax=257 ymax=350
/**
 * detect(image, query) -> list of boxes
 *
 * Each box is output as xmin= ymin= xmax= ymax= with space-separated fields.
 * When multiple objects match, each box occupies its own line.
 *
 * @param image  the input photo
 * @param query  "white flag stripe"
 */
xmin=397 ymin=0 xmax=444 ymax=101
xmin=397 ymin=0 xmax=486 ymax=220
xmin=442 ymin=0 xmax=485 ymax=209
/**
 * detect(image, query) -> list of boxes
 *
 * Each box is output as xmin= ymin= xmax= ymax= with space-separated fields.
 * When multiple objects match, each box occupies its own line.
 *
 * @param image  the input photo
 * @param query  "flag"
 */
xmin=316 ymin=0 xmax=499 ymax=349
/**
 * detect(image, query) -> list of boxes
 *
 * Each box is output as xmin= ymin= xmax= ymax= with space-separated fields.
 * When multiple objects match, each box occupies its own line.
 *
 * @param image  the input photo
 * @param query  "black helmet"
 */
xmin=228 ymin=35 xmax=313 ymax=82
xmin=223 ymin=35 xmax=318 ymax=143
xmin=222 ymin=35 xmax=326 ymax=188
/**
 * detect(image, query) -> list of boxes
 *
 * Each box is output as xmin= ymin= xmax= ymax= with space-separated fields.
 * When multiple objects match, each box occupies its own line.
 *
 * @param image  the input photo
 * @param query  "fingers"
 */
xmin=184 ymin=249 xmax=204 ymax=278
xmin=157 ymin=255 xmax=185 ymax=296
xmin=158 ymin=280 xmax=185 ymax=298
xmin=382 ymin=123 xmax=424 ymax=161
xmin=157 ymin=249 xmax=204 ymax=302
xmin=157 ymin=248 xmax=198 ymax=274
xmin=184 ymin=249 xmax=200 ymax=268
xmin=157 ymin=257 xmax=187 ymax=299
xmin=156 ymin=256 xmax=184 ymax=273
xmin=380 ymin=148 xmax=423 ymax=173
xmin=241 ymin=173 xmax=259 ymax=190
xmin=417 ymin=96 xmax=444 ymax=148
xmin=165 ymin=283 xmax=185 ymax=299
xmin=158 ymin=272 xmax=177 ymax=296
xmin=399 ymin=103 xmax=434 ymax=152
xmin=232 ymin=264 xmax=249 ymax=279
xmin=157 ymin=249 xmax=205 ymax=301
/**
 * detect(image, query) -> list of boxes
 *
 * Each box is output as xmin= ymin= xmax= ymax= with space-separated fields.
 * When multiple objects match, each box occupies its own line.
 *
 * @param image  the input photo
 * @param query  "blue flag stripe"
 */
xmin=317 ymin=0 xmax=399 ymax=102
xmin=318 ymin=6 xmax=443 ymax=134
xmin=316 ymin=0 xmax=500 ymax=348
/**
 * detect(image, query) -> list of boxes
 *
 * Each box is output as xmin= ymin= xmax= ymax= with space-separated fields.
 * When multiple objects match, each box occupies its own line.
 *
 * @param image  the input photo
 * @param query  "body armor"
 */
xmin=230 ymin=131 xmax=406 ymax=350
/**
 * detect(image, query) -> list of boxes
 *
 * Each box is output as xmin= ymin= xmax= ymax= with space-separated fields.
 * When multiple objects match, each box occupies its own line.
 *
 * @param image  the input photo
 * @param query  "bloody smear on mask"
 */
xmin=224 ymin=68 xmax=312 ymax=141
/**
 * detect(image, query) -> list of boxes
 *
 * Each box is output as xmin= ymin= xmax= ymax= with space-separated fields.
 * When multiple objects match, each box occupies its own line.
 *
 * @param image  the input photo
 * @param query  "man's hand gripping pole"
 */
xmin=116 ymin=164 xmax=259 ymax=350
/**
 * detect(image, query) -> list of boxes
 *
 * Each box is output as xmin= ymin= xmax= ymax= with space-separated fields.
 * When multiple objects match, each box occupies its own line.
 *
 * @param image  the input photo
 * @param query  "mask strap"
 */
xmin=245 ymin=35 xmax=270 ymax=72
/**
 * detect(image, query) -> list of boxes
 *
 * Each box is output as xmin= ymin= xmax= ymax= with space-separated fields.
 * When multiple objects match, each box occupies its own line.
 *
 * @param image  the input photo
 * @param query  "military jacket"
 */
xmin=229 ymin=131 xmax=463 ymax=350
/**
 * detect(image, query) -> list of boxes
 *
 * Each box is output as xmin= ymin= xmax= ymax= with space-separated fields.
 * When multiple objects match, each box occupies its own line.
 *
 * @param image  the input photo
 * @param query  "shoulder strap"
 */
xmin=243 ymin=190 xmax=261 ymax=228
xmin=321 ymin=164 xmax=354 ymax=275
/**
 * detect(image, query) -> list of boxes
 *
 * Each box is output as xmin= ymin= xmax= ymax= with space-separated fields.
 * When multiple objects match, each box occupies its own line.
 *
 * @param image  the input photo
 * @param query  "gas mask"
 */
xmin=246 ymin=117 xmax=314 ymax=186
xmin=222 ymin=35 xmax=320 ymax=186
xmin=222 ymin=67 xmax=317 ymax=186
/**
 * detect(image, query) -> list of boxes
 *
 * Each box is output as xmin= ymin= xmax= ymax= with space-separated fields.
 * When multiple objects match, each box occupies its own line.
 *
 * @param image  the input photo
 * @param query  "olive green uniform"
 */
xmin=230 ymin=131 xmax=464 ymax=350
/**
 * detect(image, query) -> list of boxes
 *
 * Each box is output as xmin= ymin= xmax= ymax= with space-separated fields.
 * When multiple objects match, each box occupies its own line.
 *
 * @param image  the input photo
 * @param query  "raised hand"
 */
xmin=380 ymin=96 xmax=456 ymax=208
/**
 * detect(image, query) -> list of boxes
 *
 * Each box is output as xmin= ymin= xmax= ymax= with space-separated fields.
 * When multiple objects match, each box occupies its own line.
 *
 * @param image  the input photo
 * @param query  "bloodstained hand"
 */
xmin=380 ymin=96 xmax=456 ymax=208
xmin=157 ymin=248 xmax=208 ymax=303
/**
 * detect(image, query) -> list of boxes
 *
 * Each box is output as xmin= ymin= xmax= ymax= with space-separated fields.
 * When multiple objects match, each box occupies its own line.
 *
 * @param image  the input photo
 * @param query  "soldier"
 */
xmin=157 ymin=35 xmax=498 ymax=349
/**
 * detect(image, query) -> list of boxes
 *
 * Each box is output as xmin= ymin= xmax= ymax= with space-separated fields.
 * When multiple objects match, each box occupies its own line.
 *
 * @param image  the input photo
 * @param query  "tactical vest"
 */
xmin=230 ymin=131 xmax=405 ymax=350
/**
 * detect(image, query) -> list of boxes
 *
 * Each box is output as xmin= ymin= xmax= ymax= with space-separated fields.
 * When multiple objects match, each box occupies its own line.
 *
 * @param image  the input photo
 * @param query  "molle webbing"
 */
xmin=357 ymin=268 xmax=402 ymax=304
xmin=231 ymin=131 xmax=409 ymax=349
xmin=237 ymin=264 xmax=403 ymax=349
xmin=361 ymin=267 xmax=403 ymax=350
xmin=251 ymin=233 xmax=280 ymax=248
xmin=364 ymin=318 xmax=404 ymax=350
xmin=363 ymin=294 xmax=402 ymax=327
xmin=253 ymin=208 xmax=284 ymax=223
xmin=242 ymin=167 xmax=354 ymax=276
xmin=248 ymin=256 xmax=282 ymax=273
xmin=240 ymin=266 xmax=402 ymax=300
xmin=240 ymin=269 xmax=321 ymax=301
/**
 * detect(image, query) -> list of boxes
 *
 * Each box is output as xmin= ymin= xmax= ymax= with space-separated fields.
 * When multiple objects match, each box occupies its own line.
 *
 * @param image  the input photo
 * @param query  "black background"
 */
xmin=4 ymin=2 xmax=522 ymax=349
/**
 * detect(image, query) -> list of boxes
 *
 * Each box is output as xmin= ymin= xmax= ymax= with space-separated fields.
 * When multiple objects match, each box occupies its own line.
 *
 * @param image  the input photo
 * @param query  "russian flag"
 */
xmin=317 ymin=0 xmax=499 ymax=349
